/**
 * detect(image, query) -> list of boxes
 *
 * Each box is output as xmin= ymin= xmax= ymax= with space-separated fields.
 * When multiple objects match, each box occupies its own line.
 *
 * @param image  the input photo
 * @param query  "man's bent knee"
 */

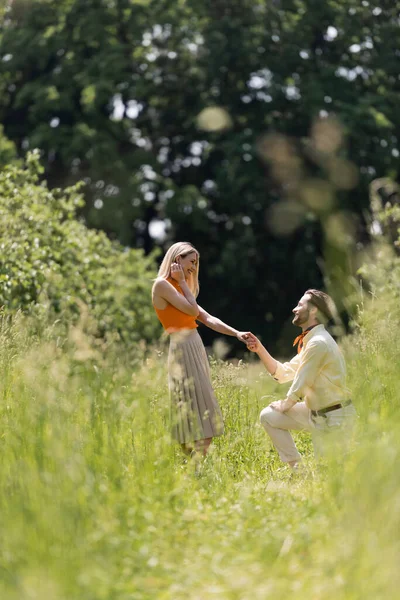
xmin=260 ymin=406 xmax=275 ymax=427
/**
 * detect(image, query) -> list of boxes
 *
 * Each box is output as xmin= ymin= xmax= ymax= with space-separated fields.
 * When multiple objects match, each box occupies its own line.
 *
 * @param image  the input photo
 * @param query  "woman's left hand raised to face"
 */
xmin=170 ymin=262 xmax=185 ymax=283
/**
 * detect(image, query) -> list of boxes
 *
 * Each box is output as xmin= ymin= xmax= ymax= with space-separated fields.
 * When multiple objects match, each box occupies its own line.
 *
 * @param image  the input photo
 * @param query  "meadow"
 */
xmin=0 ymin=290 xmax=399 ymax=600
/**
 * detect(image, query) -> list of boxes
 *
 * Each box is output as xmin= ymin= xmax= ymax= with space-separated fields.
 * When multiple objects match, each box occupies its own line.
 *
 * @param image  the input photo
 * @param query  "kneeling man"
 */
xmin=247 ymin=289 xmax=356 ymax=469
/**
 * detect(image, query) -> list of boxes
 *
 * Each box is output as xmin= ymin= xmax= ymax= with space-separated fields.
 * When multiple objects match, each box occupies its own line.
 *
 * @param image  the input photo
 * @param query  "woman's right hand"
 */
xmin=170 ymin=262 xmax=185 ymax=283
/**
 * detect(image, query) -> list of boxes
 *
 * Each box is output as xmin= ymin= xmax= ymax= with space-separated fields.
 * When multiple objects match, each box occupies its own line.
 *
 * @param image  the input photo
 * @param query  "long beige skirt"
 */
xmin=168 ymin=329 xmax=224 ymax=443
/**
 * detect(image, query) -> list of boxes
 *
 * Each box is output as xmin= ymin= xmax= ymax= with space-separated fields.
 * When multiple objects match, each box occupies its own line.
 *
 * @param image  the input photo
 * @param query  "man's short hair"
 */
xmin=304 ymin=289 xmax=337 ymax=323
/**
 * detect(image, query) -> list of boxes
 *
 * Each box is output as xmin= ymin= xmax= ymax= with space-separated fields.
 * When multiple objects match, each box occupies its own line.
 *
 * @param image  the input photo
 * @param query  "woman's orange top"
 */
xmin=154 ymin=277 xmax=199 ymax=333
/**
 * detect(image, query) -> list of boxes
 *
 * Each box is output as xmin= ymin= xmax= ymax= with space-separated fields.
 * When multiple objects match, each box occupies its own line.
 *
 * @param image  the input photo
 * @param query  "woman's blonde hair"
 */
xmin=156 ymin=241 xmax=200 ymax=297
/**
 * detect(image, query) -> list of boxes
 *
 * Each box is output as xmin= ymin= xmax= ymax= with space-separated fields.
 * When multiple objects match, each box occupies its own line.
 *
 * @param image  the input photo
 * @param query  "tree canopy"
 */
xmin=1 ymin=0 xmax=399 ymax=350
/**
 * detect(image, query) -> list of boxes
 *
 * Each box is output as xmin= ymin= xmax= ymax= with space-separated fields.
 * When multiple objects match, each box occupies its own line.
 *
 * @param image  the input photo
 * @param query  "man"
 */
xmin=246 ymin=289 xmax=356 ymax=469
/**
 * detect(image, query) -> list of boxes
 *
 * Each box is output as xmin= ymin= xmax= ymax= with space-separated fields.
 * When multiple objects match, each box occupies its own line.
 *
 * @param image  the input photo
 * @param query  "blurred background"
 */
xmin=2 ymin=5 xmax=400 ymax=598
xmin=0 ymin=0 xmax=399 ymax=354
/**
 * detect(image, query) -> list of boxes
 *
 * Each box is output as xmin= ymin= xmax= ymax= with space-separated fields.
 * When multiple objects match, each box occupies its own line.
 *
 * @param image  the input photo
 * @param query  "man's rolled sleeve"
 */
xmin=272 ymin=354 xmax=301 ymax=383
xmin=285 ymin=340 xmax=326 ymax=403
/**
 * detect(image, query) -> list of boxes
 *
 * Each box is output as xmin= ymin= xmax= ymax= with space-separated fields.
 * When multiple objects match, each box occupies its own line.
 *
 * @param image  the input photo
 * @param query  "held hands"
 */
xmin=243 ymin=332 xmax=261 ymax=353
xmin=236 ymin=331 xmax=253 ymax=344
xmin=236 ymin=331 xmax=262 ymax=353
xmin=170 ymin=262 xmax=185 ymax=283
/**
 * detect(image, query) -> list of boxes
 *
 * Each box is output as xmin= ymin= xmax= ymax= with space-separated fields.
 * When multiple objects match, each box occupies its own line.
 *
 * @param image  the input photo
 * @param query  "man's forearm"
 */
xmin=280 ymin=397 xmax=297 ymax=411
xmin=257 ymin=345 xmax=278 ymax=376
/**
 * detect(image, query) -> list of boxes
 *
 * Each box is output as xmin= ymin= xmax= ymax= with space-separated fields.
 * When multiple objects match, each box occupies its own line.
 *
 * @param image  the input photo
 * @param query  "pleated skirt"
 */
xmin=168 ymin=329 xmax=224 ymax=443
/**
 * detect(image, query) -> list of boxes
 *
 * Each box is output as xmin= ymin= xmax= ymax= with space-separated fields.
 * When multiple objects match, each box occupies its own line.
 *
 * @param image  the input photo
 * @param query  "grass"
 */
xmin=0 ymin=298 xmax=400 ymax=600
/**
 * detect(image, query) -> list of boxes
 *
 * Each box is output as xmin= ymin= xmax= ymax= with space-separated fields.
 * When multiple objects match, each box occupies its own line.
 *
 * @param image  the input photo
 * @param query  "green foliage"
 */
xmin=1 ymin=4 xmax=400 ymax=591
xmin=0 ymin=124 xmax=17 ymax=167
xmin=0 ymin=280 xmax=400 ymax=598
xmin=1 ymin=0 xmax=400 ymax=351
xmin=0 ymin=151 xmax=160 ymax=346
xmin=357 ymin=178 xmax=400 ymax=308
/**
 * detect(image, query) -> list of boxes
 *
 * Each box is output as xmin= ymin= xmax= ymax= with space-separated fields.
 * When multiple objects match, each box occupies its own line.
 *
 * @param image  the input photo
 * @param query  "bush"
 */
xmin=0 ymin=150 xmax=161 ymax=347
xmin=0 ymin=124 xmax=18 ymax=167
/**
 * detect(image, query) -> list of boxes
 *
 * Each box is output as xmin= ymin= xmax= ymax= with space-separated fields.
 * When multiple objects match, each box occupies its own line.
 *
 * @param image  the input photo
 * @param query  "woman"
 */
xmin=152 ymin=242 xmax=249 ymax=456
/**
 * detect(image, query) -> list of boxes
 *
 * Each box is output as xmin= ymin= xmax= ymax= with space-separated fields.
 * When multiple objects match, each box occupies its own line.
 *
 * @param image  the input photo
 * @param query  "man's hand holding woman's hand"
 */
xmin=234 ymin=331 xmax=262 ymax=352
xmin=236 ymin=331 xmax=253 ymax=343
xmin=243 ymin=332 xmax=261 ymax=353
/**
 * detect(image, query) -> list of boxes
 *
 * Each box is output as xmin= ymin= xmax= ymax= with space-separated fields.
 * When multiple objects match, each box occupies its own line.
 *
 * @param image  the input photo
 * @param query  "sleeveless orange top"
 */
xmin=154 ymin=278 xmax=199 ymax=333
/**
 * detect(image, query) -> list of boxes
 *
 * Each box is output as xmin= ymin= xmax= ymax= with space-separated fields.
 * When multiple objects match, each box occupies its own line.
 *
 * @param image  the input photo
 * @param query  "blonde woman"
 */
xmin=152 ymin=241 xmax=250 ymax=457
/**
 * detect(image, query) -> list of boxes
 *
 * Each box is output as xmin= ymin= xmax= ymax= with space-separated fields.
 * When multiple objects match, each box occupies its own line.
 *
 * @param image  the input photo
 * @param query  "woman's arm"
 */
xmin=197 ymin=307 xmax=250 ymax=342
xmin=153 ymin=267 xmax=199 ymax=316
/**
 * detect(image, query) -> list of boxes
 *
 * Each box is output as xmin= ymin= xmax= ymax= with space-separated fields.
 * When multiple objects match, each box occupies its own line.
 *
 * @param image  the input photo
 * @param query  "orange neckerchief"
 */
xmin=293 ymin=325 xmax=318 ymax=354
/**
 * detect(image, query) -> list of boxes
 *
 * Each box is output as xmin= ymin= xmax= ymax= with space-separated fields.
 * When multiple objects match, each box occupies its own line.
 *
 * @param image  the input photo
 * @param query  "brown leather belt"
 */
xmin=311 ymin=400 xmax=352 ymax=418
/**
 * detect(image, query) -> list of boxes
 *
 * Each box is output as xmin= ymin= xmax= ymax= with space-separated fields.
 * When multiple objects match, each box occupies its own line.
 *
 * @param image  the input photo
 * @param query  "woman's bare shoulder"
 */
xmin=152 ymin=278 xmax=175 ymax=298
xmin=153 ymin=277 xmax=171 ymax=291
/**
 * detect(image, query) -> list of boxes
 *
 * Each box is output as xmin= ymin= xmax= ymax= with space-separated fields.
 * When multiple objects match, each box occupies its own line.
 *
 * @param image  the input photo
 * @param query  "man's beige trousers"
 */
xmin=260 ymin=401 xmax=357 ymax=463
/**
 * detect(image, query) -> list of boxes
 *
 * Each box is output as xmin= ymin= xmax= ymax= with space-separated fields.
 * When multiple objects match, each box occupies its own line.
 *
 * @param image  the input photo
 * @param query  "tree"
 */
xmin=0 ymin=150 xmax=159 ymax=347
xmin=1 ymin=0 xmax=399 ymax=351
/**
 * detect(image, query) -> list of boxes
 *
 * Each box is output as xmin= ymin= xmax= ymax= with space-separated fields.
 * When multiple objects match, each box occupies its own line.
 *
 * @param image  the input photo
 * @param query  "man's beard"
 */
xmin=293 ymin=311 xmax=309 ymax=326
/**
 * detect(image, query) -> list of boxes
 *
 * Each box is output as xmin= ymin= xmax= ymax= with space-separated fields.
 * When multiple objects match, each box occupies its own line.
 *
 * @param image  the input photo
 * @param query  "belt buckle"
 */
xmin=312 ymin=409 xmax=326 ymax=419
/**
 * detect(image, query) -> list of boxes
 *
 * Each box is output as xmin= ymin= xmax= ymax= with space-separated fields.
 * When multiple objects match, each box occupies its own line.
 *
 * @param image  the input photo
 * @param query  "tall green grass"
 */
xmin=0 ymin=297 xmax=399 ymax=600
